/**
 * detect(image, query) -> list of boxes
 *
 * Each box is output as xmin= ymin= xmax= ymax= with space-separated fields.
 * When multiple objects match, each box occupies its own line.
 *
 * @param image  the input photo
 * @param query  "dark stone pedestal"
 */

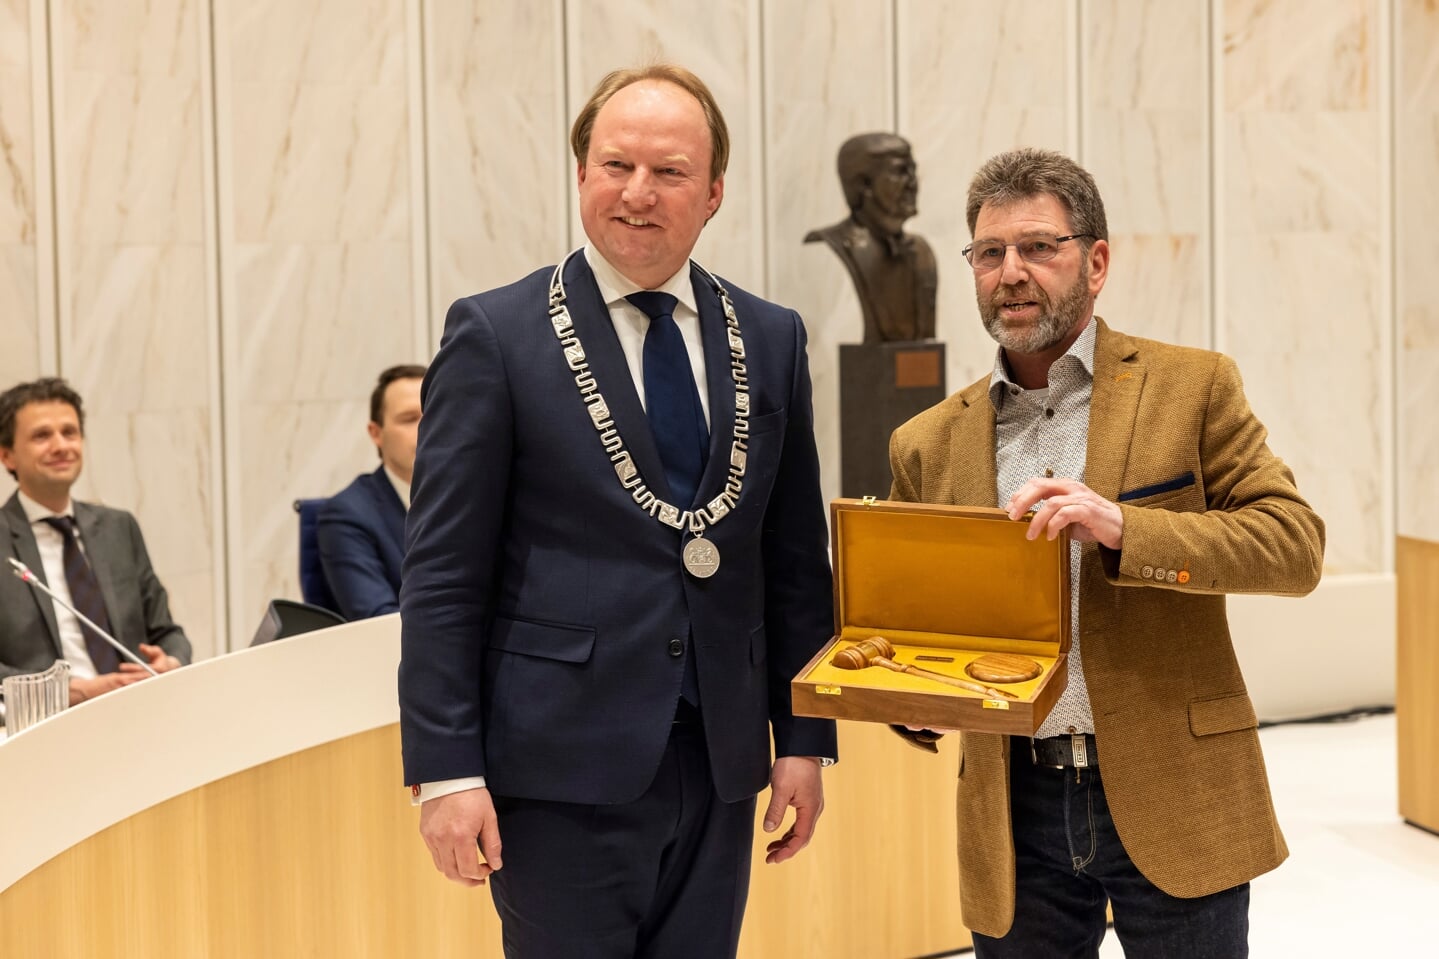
xmin=839 ymin=341 xmax=946 ymax=499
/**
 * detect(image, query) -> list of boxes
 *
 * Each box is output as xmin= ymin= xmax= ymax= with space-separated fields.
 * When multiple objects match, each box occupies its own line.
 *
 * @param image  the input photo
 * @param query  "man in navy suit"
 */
xmin=398 ymin=64 xmax=837 ymax=958
xmin=317 ymin=364 xmax=425 ymax=620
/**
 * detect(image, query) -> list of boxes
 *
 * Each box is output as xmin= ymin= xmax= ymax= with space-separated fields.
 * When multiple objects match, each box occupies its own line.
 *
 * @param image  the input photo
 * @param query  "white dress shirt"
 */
xmin=17 ymin=490 xmax=98 ymax=679
xmin=382 ymin=464 xmax=411 ymax=511
xmin=413 ymin=247 xmax=712 ymax=805
xmin=583 ymin=243 xmax=712 ymax=427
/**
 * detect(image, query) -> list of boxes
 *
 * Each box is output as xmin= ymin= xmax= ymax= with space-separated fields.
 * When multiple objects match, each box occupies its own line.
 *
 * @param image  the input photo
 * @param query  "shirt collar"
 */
xmin=382 ymin=464 xmax=411 ymax=511
xmin=988 ymin=316 xmax=1098 ymax=411
xmin=18 ymin=489 xmax=73 ymax=524
xmin=583 ymin=244 xmax=698 ymax=315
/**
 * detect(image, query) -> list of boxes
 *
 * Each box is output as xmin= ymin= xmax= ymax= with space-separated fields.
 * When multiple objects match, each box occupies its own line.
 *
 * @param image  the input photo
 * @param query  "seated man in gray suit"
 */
xmin=0 ymin=378 xmax=192 ymax=705
xmin=316 ymin=364 xmax=425 ymax=620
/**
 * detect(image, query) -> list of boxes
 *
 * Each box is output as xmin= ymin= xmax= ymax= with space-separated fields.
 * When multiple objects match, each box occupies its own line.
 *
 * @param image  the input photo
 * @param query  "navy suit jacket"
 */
xmin=317 ymin=466 xmax=406 ymax=620
xmin=0 ymin=493 xmax=192 ymax=681
xmin=398 ymin=254 xmax=838 ymax=805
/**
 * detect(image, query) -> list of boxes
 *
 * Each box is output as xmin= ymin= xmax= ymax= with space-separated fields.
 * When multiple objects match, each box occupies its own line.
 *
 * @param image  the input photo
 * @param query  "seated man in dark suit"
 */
xmin=316 ymin=364 xmax=425 ymax=620
xmin=0 ymin=378 xmax=191 ymax=706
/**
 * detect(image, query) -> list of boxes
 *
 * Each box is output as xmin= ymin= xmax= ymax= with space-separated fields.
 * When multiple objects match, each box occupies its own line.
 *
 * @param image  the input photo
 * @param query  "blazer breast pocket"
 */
xmin=1118 ymin=471 xmax=1205 ymax=512
xmin=747 ymin=407 xmax=786 ymax=437
xmin=735 ymin=408 xmax=786 ymax=504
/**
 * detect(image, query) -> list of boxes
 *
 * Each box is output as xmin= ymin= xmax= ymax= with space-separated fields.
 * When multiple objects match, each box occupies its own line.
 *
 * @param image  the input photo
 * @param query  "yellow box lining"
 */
xmin=834 ymin=506 xmax=1066 ymax=658
xmin=803 ymin=632 xmax=1057 ymax=701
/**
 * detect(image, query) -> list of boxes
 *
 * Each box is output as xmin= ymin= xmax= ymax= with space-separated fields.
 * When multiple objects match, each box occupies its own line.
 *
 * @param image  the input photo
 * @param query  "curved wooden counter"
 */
xmin=1398 ymin=536 xmax=1439 ymax=834
xmin=0 ymin=616 xmax=969 ymax=958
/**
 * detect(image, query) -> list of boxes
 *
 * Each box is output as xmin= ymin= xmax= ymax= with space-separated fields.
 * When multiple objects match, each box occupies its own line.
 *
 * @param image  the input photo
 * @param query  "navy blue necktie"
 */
xmin=627 ymin=291 xmax=707 ymax=709
xmin=627 ymin=291 xmax=710 ymax=508
xmin=41 ymin=516 xmax=120 ymax=674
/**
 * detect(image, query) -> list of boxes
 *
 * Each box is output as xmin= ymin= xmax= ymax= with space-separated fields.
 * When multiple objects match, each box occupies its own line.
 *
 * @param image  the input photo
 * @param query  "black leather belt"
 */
xmin=1028 ymin=733 xmax=1099 ymax=768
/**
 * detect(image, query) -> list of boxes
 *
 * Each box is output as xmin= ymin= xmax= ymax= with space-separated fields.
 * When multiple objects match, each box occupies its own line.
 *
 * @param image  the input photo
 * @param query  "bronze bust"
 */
xmin=805 ymin=133 xmax=937 ymax=343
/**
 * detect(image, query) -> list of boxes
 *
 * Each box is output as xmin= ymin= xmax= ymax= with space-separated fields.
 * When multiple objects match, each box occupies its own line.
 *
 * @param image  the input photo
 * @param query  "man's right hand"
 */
xmin=419 ymin=787 xmax=503 ymax=886
xmin=69 ymin=672 xmax=146 ymax=705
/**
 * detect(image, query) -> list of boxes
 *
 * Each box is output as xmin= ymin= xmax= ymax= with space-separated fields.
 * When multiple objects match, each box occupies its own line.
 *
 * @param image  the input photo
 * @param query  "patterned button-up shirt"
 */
xmin=988 ymin=319 xmax=1097 ymax=737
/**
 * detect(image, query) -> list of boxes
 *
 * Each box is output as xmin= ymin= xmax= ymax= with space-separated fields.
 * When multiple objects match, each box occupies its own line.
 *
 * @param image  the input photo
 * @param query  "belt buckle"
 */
xmin=1071 ymin=733 xmax=1089 ymax=769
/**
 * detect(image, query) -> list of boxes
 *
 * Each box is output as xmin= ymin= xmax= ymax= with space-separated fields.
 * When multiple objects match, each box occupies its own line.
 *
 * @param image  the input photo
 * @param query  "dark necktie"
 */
xmin=41 ymin=516 xmax=120 ymax=674
xmin=627 ymin=291 xmax=710 ymax=509
xmin=626 ymin=291 xmax=707 ymax=709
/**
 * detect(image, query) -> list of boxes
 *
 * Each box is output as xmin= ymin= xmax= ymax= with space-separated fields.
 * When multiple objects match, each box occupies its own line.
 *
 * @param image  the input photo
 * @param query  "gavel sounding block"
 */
xmin=965 ymin=653 xmax=1042 ymax=684
xmin=813 ymin=637 xmax=1054 ymax=701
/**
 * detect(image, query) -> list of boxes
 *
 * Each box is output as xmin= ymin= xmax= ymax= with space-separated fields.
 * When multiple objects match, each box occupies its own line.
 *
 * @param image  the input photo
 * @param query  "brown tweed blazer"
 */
xmin=888 ymin=318 xmax=1325 ymax=938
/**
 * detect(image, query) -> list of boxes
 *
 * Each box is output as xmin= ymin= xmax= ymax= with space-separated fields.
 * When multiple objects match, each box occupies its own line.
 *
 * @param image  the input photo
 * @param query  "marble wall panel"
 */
xmin=218 ymin=0 xmax=423 ymax=640
xmin=425 ymin=0 xmax=566 ymax=323
xmin=900 ymin=0 xmax=1072 ymax=390
xmin=1398 ymin=0 xmax=1439 ymax=542
xmin=1222 ymin=231 xmax=1382 ymax=571
xmin=6 ymin=0 xmax=1420 ymax=655
xmin=0 ymin=0 xmax=41 ymax=411
xmin=1083 ymin=0 xmax=1209 ymax=348
xmin=566 ymin=0 xmax=764 ymax=288
xmin=764 ymin=0 xmax=893 ymax=511
xmin=50 ymin=0 xmax=219 ymax=657
xmin=1219 ymin=0 xmax=1384 ymax=574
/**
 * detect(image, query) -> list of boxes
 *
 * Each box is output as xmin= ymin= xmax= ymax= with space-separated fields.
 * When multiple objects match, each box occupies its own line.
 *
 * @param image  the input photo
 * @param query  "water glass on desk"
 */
xmin=1 ymin=660 xmax=71 ymax=737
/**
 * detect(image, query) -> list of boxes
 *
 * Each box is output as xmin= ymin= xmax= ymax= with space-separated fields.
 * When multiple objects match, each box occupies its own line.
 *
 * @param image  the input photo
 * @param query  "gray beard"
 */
xmin=979 ymin=268 xmax=1089 ymax=355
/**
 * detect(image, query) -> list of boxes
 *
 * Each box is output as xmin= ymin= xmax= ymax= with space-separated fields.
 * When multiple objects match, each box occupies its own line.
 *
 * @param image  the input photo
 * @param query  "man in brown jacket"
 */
xmin=889 ymin=148 xmax=1324 ymax=957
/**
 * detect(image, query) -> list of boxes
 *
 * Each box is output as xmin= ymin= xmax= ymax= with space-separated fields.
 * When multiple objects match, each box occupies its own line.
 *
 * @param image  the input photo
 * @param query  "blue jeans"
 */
xmin=971 ymin=741 xmax=1250 ymax=958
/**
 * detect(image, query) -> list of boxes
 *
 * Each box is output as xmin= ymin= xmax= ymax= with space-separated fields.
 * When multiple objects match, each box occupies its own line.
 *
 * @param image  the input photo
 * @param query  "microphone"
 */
xmin=7 ymin=556 xmax=159 ymax=677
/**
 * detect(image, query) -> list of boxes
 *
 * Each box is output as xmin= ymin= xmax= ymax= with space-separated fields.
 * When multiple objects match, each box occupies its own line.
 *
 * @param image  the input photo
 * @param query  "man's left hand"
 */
xmin=136 ymin=643 xmax=182 ymax=673
xmin=762 ymin=756 xmax=825 ymax=865
xmin=1006 ymin=477 xmax=1123 ymax=550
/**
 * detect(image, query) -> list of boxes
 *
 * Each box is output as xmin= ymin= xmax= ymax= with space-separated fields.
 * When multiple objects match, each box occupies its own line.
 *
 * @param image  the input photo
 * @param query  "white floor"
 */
xmin=937 ymin=713 xmax=1439 ymax=957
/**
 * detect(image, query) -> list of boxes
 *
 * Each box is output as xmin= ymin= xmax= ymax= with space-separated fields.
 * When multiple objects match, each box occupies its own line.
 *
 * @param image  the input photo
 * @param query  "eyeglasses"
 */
xmin=962 ymin=234 xmax=1095 ymax=272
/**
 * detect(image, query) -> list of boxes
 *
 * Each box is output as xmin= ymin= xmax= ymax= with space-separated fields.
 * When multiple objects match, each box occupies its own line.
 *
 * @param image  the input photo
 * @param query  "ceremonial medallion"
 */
xmin=682 ymin=537 xmax=721 ymax=578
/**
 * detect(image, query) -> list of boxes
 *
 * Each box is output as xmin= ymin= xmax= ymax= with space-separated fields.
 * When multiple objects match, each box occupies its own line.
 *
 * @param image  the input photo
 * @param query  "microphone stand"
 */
xmin=7 ymin=556 xmax=159 ymax=677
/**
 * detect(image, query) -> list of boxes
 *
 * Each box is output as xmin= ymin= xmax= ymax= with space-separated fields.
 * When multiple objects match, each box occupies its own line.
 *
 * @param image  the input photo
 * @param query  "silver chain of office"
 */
xmin=546 ymin=250 xmax=751 ymax=577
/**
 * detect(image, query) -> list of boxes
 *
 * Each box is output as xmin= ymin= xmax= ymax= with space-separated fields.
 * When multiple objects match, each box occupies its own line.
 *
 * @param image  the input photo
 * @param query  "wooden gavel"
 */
xmin=832 ymin=636 xmax=1020 ymax=700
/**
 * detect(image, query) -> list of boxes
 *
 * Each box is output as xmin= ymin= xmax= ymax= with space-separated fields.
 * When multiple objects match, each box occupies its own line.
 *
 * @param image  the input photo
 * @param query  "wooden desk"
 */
xmin=1398 ymin=536 xmax=1439 ymax=833
xmin=0 ymin=617 xmax=969 ymax=958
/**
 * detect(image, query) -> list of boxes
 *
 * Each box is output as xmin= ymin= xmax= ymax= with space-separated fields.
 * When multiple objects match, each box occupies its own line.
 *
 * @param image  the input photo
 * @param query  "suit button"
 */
xmin=1153 ymin=567 xmax=1166 ymax=580
xmin=1166 ymin=570 xmax=1178 ymax=583
xmin=668 ymin=639 xmax=684 ymax=657
xmin=1141 ymin=565 xmax=1154 ymax=579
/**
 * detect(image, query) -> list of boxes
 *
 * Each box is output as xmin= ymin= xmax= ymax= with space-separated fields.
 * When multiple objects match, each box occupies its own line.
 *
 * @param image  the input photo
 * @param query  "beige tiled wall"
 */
xmin=1083 ymin=0 xmax=1210 ymax=349
xmin=48 ymin=0 xmax=221 ymax=657
xmin=0 ymin=0 xmax=1429 ymax=654
xmin=1219 ymin=0 xmax=1386 ymax=575
xmin=0 ymin=0 xmax=43 ymax=395
xmin=1398 ymin=0 xmax=1439 ymax=542
xmin=215 ymin=0 xmax=426 ymax=640
xmin=764 ymin=0 xmax=895 ymax=513
xmin=900 ymin=0 xmax=1074 ymax=390
xmin=425 ymin=0 xmax=567 ymax=321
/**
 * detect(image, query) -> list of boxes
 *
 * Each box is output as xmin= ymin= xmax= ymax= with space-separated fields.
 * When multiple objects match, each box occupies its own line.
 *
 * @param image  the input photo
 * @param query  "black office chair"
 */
xmin=293 ymin=498 xmax=340 ymax=614
xmin=250 ymin=599 xmax=347 ymax=647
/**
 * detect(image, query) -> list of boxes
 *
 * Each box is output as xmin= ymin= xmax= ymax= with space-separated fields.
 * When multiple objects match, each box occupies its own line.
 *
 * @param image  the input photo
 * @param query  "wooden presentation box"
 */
xmin=793 ymin=499 xmax=1071 ymax=736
